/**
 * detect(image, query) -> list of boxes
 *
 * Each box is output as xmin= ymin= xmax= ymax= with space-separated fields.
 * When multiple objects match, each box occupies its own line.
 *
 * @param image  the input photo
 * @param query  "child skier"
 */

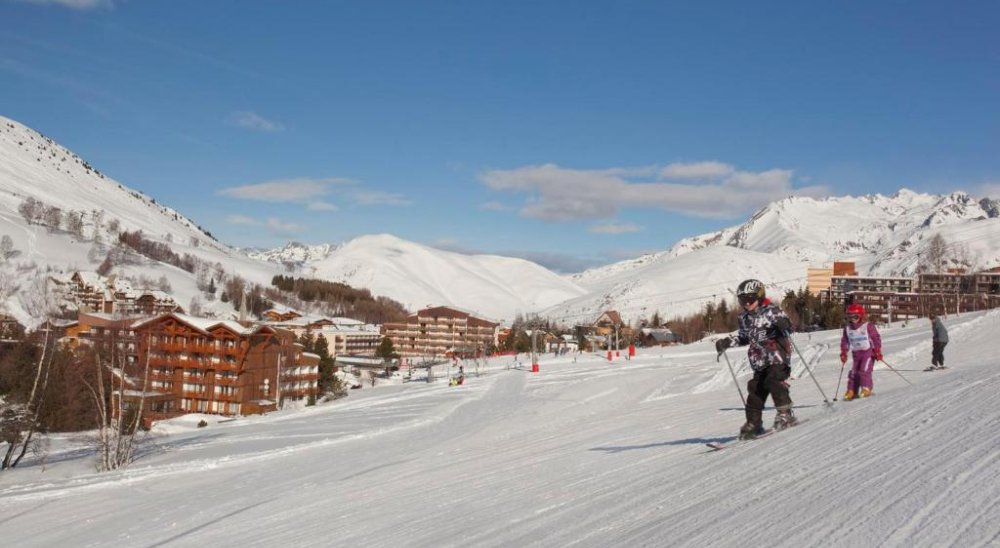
xmin=839 ymin=303 xmax=882 ymax=400
xmin=928 ymin=313 xmax=949 ymax=370
xmin=714 ymin=279 xmax=797 ymax=440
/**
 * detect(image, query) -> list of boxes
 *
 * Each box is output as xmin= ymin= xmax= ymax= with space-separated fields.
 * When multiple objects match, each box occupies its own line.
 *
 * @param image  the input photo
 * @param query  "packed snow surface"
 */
xmin=2 ymin=310 xmax=998 ymax=547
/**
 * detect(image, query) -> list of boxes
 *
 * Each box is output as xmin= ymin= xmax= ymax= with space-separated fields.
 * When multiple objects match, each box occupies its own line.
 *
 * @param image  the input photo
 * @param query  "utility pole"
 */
xmin=275 ymin=348 xmax=282 ymax=409
xmin=530 ymin=329 xmax=539 ymax=373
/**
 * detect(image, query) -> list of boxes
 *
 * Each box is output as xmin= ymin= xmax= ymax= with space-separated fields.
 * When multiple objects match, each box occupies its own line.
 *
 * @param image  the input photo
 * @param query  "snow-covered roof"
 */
xmin=133 ymin=312 xmax=267 ymax=336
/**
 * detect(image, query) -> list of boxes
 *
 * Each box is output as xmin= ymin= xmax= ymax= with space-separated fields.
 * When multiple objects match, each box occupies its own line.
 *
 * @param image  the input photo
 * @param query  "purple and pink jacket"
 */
xmin=840 ymin=320 xmax=882 ymax=392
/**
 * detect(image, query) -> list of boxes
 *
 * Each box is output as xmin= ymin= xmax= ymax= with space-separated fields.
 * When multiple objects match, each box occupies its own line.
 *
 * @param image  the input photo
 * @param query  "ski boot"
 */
xmin=773 ymin=409 xmax=798 ymax=431
xmin=859 ymin=388 xmax=872 ymax=398
xmin=739 ymin=421 xmax=765 ymax=440
xmin=843 ymin=389 xmax=856 ymax=401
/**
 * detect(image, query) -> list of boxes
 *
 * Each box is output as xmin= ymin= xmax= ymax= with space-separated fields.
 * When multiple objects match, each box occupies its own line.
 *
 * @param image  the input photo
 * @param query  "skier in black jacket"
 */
xmin=715 ymin=279 xmax=798 ymax=439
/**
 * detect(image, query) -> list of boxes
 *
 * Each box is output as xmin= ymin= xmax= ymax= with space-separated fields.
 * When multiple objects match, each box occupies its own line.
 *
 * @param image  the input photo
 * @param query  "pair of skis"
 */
xmin=705 ymin=418 xmax=809 ymax=451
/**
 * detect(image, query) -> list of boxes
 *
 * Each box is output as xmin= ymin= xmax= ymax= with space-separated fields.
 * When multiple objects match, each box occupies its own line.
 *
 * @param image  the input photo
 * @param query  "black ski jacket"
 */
xmin=727 ymin=300 xmax=792 ymax=372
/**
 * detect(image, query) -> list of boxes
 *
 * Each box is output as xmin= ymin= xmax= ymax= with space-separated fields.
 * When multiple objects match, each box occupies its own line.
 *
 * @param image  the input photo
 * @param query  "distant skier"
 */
xmin=714 ymin=279 xmax=797 ymax=440
xmin=928 ymin=313 xmax=949 ymax=370
xmin=839 ymin=303 xmax=882 ymax=400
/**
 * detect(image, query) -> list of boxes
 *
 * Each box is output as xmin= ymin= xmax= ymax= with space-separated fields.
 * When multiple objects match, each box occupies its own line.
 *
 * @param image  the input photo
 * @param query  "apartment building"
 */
xmin=381 ymin=306 xmax=498 ymax=358
xmin=65 ymin=271 xmax=181 ymax=316
xmin=261 ymin=312 xmax=381 ymax=357
xmin=110 ymin=313 xmax=319 ymax=418
xmin=830 ymin=275 xmax=914 ymax=304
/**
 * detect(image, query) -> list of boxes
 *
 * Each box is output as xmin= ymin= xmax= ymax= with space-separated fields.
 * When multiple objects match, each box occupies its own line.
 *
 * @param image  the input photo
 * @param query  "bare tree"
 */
xmin=17 ymin=197 xmax=42 ymax=224
xmin=90 ymin=209 xmax=105 ymax=243
xmin=920 ymin=233 xmax=948 ymax=274
xmin=83 ymin=333 xmax=151 ymax=472
xmin=64 ymin=210 xmax=85 ymax=238
xmin=1 ymin=325 xmax=55 ymax=470
xmin=950 ymin=242 xmax=980 ymax=273
xmin=42 ymin=206 xmax=62 ymax=232
xmin=0 ymin=235 xmax=13 ymax=262
xmin=188 ymin=295 xmax=203 ymax=316
xmin=0 ymin=270 xmax=17 ymax=305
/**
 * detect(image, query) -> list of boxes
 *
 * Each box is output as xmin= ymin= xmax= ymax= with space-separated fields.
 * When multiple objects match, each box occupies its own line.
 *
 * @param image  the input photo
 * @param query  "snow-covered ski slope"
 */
xmin=2 ymin=311 xmax=998 ymax=547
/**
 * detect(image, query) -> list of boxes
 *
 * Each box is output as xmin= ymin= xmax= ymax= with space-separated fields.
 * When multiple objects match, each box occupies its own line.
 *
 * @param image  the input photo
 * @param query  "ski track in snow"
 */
xmin=1 ymin=312 xmax=999 ymax=547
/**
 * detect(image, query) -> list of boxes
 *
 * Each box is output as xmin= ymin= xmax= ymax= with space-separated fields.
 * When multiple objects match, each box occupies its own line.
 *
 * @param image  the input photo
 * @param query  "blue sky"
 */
xmin=2 ymin=0 xmax=998 ymax=272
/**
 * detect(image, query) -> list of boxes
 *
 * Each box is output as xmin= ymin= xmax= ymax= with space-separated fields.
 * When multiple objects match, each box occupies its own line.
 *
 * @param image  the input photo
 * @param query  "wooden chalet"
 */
xmin=109 ymin=312 xmax=319 ymax=423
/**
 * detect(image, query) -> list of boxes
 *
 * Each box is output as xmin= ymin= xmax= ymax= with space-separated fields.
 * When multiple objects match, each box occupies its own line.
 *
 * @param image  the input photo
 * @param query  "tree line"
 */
xmin=270 ymin=275 xmax=409 ymax=324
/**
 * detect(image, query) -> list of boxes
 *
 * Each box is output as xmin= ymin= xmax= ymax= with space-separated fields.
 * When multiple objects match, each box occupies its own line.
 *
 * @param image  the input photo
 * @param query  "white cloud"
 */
xmin=351 ymin=191 xmax=411 ymax=206
xmin=224 ymin=214 xmax=303 ymax=235
xmin=15 ymin=0 xmax=113 ymax=9
xmin=220 ymin=177 xmax=411 ymax=211
xmin=265 ymin=218 xmax=305 ymax=234
xmin=479 ymin=162 xmax=829 ymax=221
xmin=479 ymin=201 xmax=511 ymax=212
xmin=307 ymin=201 xmax=339 ymax=212
xmin=218 ymin=178 xmax=354 ymax=202
xmin=660 ymin=161 xmax=734 ymax=180
xmin=229 ymin=111 xmax=284 ymax=132
xmin=589 ymin=222 xmax=642 ymax=235
xmin=979 ymin=182 xmax=1000 ymax=200
xmin=226 ymin=214 xmax=258 ymax=226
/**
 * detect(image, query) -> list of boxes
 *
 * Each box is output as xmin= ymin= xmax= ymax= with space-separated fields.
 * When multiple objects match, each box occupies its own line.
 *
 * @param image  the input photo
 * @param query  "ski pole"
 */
xmin=877 ymin=358 xmax=913 ymax=386
xmin=719 ymin=349 xmax=746 ymax=407
xmin=833 ymin=355 xmax=847 ymax=401
xmin=785 ymin=333 xmax=832 ymax=405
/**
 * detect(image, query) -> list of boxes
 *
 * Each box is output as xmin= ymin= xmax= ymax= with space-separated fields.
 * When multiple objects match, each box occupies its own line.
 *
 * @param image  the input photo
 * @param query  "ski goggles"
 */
xmin=737 ymin=294 xmax=759 ymax=306
xmin=847 ymin=314 xmax=860 ymax=321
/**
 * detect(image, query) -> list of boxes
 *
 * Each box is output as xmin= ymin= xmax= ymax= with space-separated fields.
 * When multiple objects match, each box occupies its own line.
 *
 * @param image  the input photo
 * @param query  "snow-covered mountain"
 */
xmin=667 ymin=190 xmax=1000 ymax=273
xmin=245 ymin=241 xmax=338 ymax=265
xmin=0 ymin=116 xmax=583 ymax=324
xmin=5 ymin=113 xmax=1000 ymax=329
xmin=0 ymin=116 xmax=283 ymax=326
xmin=548 ymin=245 xmax=810 ymax=325
xmin=253 ymin=233 xmax=588 ymax=321
xmin=557 ymin=190 xmax=1000 ymax=325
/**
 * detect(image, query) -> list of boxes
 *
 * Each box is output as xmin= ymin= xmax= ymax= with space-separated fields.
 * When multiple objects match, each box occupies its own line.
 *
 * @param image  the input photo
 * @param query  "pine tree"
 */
xmin=375 ymin=337 xmax=398 ymax=361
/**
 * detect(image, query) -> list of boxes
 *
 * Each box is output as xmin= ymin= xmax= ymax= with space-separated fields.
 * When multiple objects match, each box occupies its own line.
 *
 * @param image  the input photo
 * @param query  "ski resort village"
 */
xmin=2 ymin=113 xmax=1000 ymax=546
xmin=3 ymin=3 xmax=1000 ymax=545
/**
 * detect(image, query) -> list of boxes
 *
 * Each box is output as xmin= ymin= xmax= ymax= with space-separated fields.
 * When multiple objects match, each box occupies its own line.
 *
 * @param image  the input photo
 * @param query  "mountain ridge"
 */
xmin=3 ymin=115 xmax=999 ymax=328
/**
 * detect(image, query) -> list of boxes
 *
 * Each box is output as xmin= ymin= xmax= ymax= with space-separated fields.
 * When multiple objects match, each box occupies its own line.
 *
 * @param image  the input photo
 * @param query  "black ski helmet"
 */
xmin=736 ymin=279 xmax=765 ymax=305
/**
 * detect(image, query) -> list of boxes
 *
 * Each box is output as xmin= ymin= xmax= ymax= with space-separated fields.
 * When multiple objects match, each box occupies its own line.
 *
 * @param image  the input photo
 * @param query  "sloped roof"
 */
xmin=133 ymin=312 xmax=274 ymax=337
xmin=595 ymin=310 xmax=623 ymax=326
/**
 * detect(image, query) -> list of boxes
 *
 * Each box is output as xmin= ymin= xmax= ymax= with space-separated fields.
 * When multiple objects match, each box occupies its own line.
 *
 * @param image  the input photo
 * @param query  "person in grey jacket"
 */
xmin=929 ymin=313 xmax=949 ymax=370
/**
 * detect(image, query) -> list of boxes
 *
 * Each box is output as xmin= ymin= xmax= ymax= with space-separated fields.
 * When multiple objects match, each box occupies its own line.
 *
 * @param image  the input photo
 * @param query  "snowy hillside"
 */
xmin=666 ymin=190 xmax=1000 ymax=274
xmin=4 ymin=112 xmax=999 ymax=330
xmin=2 ymin=310 xmax=997 ymax=547
xmin=562 ymin=189 xmax=1000 ymax=325
xmin=549 ymin=245 xmax=810 ymax=325
xmin=0 ymin=116 xmax=282 ymax=325
xmin=254 ymin=233 xmax=588 ymax=321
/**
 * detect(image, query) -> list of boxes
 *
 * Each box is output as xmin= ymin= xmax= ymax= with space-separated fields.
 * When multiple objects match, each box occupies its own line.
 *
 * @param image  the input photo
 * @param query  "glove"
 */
xmin=715 ymin=337 xmax=732 ymax=354
xmin=875 ymin=350 xmax=883 ymax=362
xmin=774 ymin=316 xmax=791 ymax=333
xmin=840 ymin=352 xmax=847 ymax=364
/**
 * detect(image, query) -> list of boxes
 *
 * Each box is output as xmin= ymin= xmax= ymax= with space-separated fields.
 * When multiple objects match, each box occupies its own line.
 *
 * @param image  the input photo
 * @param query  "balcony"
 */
xmin=148 ymin=371 xmax=175 ymax=382
xmin=189 ymin=343 xmax=218 ymax=354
